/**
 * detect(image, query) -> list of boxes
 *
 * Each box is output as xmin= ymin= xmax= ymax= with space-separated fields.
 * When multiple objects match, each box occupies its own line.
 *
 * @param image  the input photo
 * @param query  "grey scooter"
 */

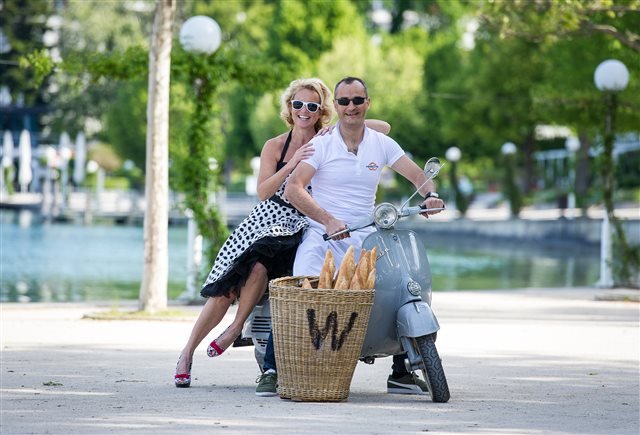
xmin=242 ymin=158 xmax=450 ymax=403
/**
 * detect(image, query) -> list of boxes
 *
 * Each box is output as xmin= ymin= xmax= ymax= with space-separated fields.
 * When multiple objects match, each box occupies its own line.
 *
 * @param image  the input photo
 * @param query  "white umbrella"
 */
xmin=59 ymin=131 xmax=71 ymax=196
xmin=18 ymin=129 xmax=32 ymax=193
xmin=73 ymin=132 xmax=86 ymax=185
xmin=58 ymin=131 xmax=71 ymax=165
xmin=2 ymin=130 xmax=14 ymax=169
xmin=1 ymin=130 xmax=14 ymax=194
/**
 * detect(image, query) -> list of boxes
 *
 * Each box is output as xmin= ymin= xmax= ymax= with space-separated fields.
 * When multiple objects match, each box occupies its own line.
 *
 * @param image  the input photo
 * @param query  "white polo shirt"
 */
xmin=304 ymin=125 xmax=405 ymax=229
xmin=292 ymin=125 xmax=405 ymax=275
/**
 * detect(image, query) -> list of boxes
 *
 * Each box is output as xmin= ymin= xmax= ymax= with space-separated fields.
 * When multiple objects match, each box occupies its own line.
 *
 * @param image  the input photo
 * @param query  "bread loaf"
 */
xmin=318 ymin=249 xmax=336 ymax=289
xmin=366 ymin=268 xmax=376 ymax=289
xmin=334 ymin=245 xmax=355 ymax=289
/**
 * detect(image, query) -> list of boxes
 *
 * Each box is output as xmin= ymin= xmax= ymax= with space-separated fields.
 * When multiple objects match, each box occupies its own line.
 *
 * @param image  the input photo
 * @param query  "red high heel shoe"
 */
xmin=174 ymin=358 xmax=192 ymax=388
xmin=207 ymin=329 xmax=240 ymax=358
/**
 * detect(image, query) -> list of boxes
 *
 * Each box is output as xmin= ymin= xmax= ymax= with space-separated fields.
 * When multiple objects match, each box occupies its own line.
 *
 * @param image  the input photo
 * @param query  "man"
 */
xmin=255 ymin=77 xmax=445 ymax=397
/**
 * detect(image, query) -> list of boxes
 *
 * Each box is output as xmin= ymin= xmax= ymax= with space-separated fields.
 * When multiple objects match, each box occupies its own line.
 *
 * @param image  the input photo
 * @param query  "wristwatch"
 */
xmin=424 ymin=191 xmax=439 ymax=199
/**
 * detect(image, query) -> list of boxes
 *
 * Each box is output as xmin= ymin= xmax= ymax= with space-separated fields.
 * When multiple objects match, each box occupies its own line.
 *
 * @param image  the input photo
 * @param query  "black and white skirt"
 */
xmin=200 ymin=196 xmax=307 ymax=299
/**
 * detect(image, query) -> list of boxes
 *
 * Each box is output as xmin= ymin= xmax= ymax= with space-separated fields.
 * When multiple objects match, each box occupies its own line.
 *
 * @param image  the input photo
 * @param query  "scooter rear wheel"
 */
xmin=413 ymin=334 xmax=450 ymax=403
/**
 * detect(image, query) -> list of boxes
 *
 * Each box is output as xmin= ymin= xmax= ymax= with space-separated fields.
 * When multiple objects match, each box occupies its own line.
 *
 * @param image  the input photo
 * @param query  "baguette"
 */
xmin=334 ymin=275 xmax=350 ymax=290
xmin=365 ymin=246 xmax=377 ymax=289
xmin=366 ymin=268 xmax=376 ymax=289
xmin=334 ymin=245 xmax=356 ymax=289
xmin=301 ymin=277 xmax=313 ymax=289
xmin=349 ymin=272 xmax=365 ymax=290
xmin=369 ymin=246 xmax=377 ymax=269
xmin=318 ymin=249 xmax=336 ymax=289
xmin=357 ymin=251 xmax=370 ymax=285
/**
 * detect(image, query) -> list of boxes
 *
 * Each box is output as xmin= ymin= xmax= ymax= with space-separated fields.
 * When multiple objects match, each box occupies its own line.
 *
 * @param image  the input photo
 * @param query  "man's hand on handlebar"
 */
xmin=420 ymin=197 xmax=445 ymax=218
xmin=324 ymin=218 xmax=350 ymax=240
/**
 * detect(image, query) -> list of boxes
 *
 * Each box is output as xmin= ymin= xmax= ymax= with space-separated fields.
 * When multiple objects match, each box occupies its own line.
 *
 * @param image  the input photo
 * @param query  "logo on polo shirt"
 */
xmin=366 ymin=162 xmax=379 ymax=171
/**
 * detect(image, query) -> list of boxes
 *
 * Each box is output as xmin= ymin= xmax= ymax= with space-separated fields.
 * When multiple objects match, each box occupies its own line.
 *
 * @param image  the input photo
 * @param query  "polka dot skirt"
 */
xmin=200 ymin=182 xmax=309 ymax=298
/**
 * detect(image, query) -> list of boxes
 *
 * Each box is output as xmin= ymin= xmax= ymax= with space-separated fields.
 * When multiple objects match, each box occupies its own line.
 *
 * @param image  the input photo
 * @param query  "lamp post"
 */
xmin=179 ymin=16 xmax=222 ymax=300
xmin=564 ymin=136 xmax=580 ymax=220
xmin=445 ymin=146 xmax=462 ymax=217
xmin=501 ymin=142 xmax=520 ymax=218
xmin=594 ymin=59 xmax=629 ymax=288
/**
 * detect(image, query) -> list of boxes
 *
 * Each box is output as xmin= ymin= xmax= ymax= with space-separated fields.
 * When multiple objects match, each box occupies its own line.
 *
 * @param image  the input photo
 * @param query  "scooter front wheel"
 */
xmin=413 ymin=334 xmax=450 ymax=403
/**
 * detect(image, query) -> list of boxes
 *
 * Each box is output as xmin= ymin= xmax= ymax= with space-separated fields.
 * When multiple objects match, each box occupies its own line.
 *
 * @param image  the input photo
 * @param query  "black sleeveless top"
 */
xmin=200 ymin=131 xmax=308 ymax=297
xmin=276 ymin=130 xmax=293 ymax=171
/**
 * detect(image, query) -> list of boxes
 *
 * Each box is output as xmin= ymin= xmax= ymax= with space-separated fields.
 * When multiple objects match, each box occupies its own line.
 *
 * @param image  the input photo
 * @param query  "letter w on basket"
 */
xmin=306 ymin=309 xmax=358 ymax=351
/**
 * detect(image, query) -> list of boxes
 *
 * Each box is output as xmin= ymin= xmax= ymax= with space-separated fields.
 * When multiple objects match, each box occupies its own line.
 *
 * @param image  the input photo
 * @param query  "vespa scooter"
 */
xmin=242 ymin=158 xmax=450 ymax=403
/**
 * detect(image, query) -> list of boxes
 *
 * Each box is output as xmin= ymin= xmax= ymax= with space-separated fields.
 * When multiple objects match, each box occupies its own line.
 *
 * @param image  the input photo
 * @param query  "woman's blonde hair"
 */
xmin=280 ymin=78 xmax=333 ymax=132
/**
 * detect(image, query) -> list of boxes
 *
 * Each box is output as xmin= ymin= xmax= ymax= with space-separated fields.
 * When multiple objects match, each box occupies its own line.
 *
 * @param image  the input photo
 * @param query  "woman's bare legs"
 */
xmin=176 ymin=262 xmax=269 ymax=373
xmin=176 ymin=294 xmax=235 ymax=374
xmin=209 ymin=262 xmax=269 ymax=351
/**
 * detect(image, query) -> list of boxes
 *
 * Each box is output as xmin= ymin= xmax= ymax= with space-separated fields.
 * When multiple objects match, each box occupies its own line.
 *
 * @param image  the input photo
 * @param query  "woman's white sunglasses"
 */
xmin=291 ymin=100 xmax=320 ymax=113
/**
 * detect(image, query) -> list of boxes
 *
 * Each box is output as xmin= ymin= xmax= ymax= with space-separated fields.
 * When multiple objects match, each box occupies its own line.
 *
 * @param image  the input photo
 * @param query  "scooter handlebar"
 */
xmin=323 ymin=206 xmax=445 ymax=240
xmin=401 ymin=205 xmax=445 ymax=217
xmin=323 ymin=227 xmax=350 ymax=241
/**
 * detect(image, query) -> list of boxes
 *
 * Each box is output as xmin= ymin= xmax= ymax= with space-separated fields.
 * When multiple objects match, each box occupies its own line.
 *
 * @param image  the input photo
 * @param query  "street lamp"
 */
xmin=179 ymin=15 xmax=222 ymax=301
xmin=564 ymin=136 xmax=580 ymax=220
xmin=594 ymin=59 xmax=629 ymax=288
xmin=501 ymin=142 xmax=516 ymax=156
xmin=180 ymin=16 xmax=221 ymax=55
xmin=501 ymin=142 xmax=520 ymax=218
xmin=445 ymin=146 xmax=461 ymax=163
xmin=445 ymin=147 xmax=462 ymax=216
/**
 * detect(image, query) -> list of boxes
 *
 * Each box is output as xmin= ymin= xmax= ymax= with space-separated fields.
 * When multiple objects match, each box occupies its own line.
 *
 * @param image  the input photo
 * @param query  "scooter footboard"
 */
xmin=396 ymin=301 xmax=440 ymax=338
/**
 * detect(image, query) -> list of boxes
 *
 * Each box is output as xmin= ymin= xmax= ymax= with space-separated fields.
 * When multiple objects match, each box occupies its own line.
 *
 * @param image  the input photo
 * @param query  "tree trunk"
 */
xmin=139 ymin=0 xmax=175 ymax=312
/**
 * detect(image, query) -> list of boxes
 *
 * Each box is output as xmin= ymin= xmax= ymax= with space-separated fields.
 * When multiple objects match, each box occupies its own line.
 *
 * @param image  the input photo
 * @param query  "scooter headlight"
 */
xmin=374 ymin=203 xmax=398 ymax=229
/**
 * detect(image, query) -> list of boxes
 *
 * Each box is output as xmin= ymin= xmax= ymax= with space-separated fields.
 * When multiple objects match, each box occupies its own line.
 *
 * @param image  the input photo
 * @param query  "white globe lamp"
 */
xmin=501 ymin=142 xmax=516 ymax=155
xmin=180 ymin=16 xmax=221 ymax=55
xmin=594 ymin=60 xmax=629 ymax=92
xmin=445 ymin=146 xmax=461 ymax=163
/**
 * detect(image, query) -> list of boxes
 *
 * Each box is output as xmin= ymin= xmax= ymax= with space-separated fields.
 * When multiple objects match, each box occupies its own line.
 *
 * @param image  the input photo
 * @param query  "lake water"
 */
xmin=1 ymin=211 xmax=600 ymax=303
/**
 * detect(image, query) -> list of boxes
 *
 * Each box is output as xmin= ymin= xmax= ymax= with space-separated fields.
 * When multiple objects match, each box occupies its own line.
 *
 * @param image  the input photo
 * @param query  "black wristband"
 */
xmin=424 ymin=191 xmax=439 ymax=199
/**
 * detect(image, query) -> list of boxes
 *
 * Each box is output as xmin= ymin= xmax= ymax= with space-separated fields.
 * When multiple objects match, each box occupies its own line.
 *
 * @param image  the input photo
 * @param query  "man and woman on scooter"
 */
xmin=175 ymin=76 xmax=445 ymax=397
xmin=174 ymin=77 xmax=389 ymax=387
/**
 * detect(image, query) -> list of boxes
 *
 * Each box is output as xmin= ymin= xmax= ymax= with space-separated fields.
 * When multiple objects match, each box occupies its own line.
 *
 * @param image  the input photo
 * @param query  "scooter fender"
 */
xmin=396 ymin=301 xmax=440 ymax=338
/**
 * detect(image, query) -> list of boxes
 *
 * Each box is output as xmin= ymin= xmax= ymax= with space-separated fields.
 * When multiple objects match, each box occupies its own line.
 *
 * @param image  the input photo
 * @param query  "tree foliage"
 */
xmin=0 ymin=0 xmax=52 ymax=106
xmin=44 ymin=1 xmax=152 ymax=138
xmin=478 ymin=0 xmax=640 ymax=52
xmin=14 ymin=0 xmax=640 ymax=285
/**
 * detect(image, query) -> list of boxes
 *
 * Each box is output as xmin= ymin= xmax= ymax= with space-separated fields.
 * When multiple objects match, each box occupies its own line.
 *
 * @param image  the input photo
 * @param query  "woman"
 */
xmin=175 ymin=78 xmax=389 ymax=387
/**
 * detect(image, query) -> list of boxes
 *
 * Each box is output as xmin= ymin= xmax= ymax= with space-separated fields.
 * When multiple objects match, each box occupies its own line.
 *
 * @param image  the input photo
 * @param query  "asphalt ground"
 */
xmin=1 ymin=287 xmax=638 ymax=434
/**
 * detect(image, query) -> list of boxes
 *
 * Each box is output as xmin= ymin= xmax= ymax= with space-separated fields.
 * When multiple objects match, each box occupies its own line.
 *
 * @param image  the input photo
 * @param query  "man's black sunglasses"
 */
xmin=336 ymin=97 xmax=367 ymax=106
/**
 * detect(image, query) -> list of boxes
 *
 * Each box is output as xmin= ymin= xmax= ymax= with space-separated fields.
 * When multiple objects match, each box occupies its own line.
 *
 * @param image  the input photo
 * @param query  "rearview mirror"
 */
xmin=424 ymin=157 xmax=442 ymax=179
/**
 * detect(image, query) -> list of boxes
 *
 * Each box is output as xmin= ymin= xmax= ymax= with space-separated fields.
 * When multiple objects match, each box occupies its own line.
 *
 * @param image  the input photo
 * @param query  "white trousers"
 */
xmin=292 ymin=225 xmax=374 ymax=276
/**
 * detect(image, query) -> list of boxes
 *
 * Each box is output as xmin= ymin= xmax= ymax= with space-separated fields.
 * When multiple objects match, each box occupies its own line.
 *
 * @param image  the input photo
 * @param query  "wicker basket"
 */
xmin=269 ymin=276 xmax=375 ymax=402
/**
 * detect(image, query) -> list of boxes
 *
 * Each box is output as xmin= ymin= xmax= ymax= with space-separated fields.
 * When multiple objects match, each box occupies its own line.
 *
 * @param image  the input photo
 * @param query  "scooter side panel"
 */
xmin=361 ymin=233 xmax=402 ymax=356
xmin=360 ymin=230 xmax=434 ymax=358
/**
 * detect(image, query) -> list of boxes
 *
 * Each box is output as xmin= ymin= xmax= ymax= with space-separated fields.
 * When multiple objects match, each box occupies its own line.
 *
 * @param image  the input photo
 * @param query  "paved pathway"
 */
xmin=1 ymin=287 xmax=638 ymax=434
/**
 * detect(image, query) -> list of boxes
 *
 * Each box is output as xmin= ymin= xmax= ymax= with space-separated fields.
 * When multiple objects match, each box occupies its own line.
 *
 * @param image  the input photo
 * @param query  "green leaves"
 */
xmin=19 ymin=49 xmax=55 ymax=87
